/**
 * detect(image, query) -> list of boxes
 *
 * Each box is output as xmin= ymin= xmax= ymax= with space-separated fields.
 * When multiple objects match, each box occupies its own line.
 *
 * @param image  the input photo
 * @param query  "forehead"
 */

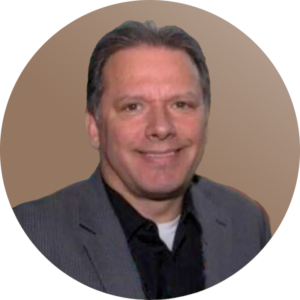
xmin=102 ymin=46 xmax=201 ymax=97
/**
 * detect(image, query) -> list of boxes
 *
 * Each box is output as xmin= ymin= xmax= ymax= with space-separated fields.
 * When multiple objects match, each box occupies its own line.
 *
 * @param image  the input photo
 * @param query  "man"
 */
xmin=13 ymin=21 xmax=271 ymax=299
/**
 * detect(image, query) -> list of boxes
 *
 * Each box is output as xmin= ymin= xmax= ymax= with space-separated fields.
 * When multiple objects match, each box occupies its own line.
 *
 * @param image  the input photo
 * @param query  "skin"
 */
xmin=86 ymin=45 xmax=208 ymax=223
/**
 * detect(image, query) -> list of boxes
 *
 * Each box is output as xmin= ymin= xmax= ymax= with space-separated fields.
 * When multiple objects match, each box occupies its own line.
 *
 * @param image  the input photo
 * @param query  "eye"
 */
xmin=124 ymin=103 xmax=141 ymax=112
xmin=173 ymin=101 xmax=190 ymax=109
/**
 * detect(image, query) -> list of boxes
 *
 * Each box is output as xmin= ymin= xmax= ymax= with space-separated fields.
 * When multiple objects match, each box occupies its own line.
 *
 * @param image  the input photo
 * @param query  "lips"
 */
xmin=139 ymin=148 xmax=180 ymax=154
xmin=144 ymin=151 xmax=176 ymax=158
xmin=137 ymin=148 xmax=182 ymax=163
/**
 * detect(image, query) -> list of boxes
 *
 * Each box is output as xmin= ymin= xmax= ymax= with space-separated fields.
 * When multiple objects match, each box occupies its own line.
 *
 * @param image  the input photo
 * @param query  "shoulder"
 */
xmin=192 ymin=175 xmax=271 ymax=245
xmin=13 ymin=177 xmax=91 ymax=234
xmin=12 ymin=176 xmax=98 ymax=269
xmin=193 ymin=175 xmax=265 ymax=216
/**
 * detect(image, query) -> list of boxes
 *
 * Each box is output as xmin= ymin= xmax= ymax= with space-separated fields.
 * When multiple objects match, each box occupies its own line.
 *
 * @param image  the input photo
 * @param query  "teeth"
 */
xmin=145 ymin=151 xmax=175 ymax=157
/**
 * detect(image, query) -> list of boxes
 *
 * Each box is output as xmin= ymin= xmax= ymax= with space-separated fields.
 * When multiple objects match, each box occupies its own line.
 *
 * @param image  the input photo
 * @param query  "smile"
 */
xmin=137 ymin=149 xmax=182 ymax=164
xmin=145 ymin=151 xmax=176 ymax=158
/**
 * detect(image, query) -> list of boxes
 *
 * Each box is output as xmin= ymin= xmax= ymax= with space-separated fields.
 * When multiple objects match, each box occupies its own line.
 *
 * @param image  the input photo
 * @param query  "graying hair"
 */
xmin=87 ymin=20 xmax=211 ymax=116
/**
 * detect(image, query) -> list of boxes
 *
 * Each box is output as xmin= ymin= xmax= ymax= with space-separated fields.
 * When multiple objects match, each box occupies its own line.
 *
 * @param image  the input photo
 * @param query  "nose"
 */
xmin=145 ymin=106 xmax=176 ymax=141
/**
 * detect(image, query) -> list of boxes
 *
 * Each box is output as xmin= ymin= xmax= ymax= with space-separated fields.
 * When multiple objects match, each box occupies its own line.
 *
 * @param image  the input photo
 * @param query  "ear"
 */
xmin=85 ymin=111 xmax=100 ymax=150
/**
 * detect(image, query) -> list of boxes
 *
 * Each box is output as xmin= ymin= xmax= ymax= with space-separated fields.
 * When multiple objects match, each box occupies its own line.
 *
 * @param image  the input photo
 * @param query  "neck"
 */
xmin=125 ymin=195 xmax=183 ymax=224
xmin=99 ymin=168 xmax=184 ymax=224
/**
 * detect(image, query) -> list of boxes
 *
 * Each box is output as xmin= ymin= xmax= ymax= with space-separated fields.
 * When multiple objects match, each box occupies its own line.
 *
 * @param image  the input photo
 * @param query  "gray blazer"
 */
xmin=13 ymin=168 xmax=271 ymax=299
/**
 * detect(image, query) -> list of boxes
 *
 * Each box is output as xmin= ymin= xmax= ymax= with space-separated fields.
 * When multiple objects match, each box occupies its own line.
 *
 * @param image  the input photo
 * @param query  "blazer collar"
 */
xmin=78 ymin=167 xmax=145 ymax=299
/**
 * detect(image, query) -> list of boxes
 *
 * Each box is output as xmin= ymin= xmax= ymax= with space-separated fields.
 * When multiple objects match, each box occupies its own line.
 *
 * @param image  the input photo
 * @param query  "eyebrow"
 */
xmin=114 ymin=92 xmax=201 ymax=103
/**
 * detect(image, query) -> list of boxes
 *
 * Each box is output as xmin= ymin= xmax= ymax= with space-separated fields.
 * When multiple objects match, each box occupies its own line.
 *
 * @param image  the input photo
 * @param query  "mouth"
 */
xmin=137 ymin=148 xmax=182 ymax=163
xmin=143 ymin=150 xmax=177 ymax=158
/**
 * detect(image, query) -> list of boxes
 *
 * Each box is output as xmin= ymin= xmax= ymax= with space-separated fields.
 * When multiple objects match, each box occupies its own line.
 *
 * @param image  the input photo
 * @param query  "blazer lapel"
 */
xmin=191 ymin=179 xmax=232 ymax=288
xmin=78 ymin=168 xmax=145 ymax=299
xmin=77 ymin=169 xmax=232 ymax=295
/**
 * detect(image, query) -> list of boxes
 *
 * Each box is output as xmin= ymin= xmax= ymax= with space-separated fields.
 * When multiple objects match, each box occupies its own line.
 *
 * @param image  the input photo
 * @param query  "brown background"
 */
xmin=0 ymin=1 xmax=299 ymax=234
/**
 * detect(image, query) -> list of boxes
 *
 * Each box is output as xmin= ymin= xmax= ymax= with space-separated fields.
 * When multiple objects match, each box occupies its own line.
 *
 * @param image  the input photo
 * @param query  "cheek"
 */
xmin=177 ymin=117 xmax=206 ymax=143
xmin=104 ymin=119 xmax=143 ymax=151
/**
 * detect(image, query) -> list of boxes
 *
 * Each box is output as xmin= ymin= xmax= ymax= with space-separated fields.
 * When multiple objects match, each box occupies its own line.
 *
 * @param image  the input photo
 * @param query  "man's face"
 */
xmin=87 ymin=46 xmax=208 ymax=200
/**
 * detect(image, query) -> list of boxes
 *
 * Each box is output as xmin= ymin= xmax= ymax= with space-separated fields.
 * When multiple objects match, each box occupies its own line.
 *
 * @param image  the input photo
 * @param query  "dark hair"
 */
xmin=87 ymin=20 xmax=211 ymax=115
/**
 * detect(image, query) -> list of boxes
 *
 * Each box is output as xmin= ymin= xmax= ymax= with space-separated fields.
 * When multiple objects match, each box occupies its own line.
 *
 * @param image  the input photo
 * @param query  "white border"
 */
xmin=1 ymin=0 xmax=299 ymax=299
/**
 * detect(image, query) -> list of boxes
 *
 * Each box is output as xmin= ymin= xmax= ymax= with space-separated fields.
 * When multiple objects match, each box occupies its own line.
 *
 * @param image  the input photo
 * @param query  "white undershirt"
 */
xmin=156 ymin=215 xmax=181 ymax=251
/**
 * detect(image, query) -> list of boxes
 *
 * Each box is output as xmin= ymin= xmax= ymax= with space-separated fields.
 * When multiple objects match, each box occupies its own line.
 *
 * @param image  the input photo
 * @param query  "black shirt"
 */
xmin=103 ymin=181 xmax=205 ymax=299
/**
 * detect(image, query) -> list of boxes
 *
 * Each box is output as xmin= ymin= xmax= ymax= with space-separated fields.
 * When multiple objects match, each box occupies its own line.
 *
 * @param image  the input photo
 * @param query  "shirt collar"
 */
xmin=103 ymin=179 xmax=198 ymax=242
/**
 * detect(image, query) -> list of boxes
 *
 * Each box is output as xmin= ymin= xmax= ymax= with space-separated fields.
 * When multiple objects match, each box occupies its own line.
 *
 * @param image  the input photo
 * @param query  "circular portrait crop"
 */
xmin=1 ymin=1 xmax=299 ymax=300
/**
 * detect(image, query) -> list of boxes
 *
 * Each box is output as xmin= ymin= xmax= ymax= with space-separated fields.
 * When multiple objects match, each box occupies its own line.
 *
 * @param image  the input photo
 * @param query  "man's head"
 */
xmin=86 ymin=21 xmax=210 ymax=201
